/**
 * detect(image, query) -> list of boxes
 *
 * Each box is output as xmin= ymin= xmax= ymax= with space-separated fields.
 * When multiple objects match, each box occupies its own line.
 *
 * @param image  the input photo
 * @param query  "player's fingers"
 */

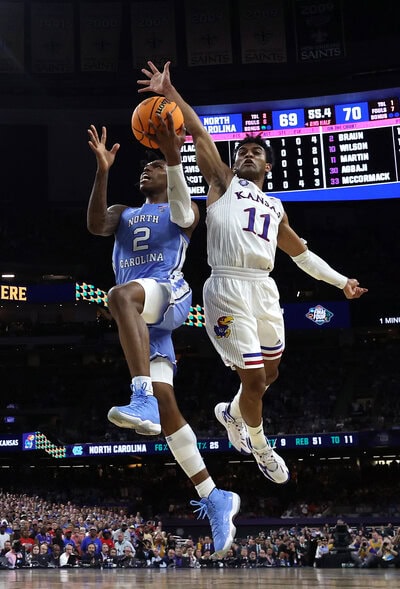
xmin=141 ymin=68 xmax=153 ymax=78
xmin=147 ymin=61 xmax=159 ymax=73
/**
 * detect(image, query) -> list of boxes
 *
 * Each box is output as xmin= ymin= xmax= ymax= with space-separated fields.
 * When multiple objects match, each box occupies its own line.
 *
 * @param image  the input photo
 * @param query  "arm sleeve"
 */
xmin=291 ymin=249 xmax=348 ymax=289
xmin=167 ymin=164 xmax=195 ymax=228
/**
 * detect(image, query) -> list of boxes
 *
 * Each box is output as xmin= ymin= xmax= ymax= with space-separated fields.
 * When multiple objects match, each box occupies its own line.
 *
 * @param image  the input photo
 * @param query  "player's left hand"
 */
xmin=343 ymin=278 xmax=368 ymax=299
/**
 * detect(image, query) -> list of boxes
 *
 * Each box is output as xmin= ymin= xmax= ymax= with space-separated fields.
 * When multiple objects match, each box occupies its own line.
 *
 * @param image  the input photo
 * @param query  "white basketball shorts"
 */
xmin=203 ymin=267 xmax=285 ymax=370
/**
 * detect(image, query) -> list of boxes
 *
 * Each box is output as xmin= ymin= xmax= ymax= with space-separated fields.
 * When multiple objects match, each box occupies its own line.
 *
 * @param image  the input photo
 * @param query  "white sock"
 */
xmin=229 ymin=385 xmax=242 ymax=419
xmin=166 ymin=424 xmax=215 ymax=498
xmin=131 ymin=376 xmax=153 ymax=395
xmin=247 ymin=422 xmax=266 ymax=451
xmin=195 ymin=478 xmax=216 ymax=499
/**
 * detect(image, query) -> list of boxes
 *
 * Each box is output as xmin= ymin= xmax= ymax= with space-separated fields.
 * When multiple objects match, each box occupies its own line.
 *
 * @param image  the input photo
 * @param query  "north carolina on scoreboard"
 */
xmin=189 ymin=86 xmax=400 ymax=201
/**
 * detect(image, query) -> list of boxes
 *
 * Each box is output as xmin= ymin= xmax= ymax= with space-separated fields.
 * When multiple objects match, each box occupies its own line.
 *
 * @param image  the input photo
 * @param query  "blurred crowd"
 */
xmin=0 ymin=492 xmax=399 ymax=570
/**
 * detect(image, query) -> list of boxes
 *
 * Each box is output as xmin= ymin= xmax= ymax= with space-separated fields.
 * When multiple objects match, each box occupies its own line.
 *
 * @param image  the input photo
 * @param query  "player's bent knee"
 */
xmin=107 ymin=283 xmax=144 ymax=314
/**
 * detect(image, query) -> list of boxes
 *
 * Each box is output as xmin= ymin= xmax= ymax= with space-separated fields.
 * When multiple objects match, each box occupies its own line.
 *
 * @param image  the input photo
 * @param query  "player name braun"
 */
xmin=119 ymin=252 xmax=164 ymax=268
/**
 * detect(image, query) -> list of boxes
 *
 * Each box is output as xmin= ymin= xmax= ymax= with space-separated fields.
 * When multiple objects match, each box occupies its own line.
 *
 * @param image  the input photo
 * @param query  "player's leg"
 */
xmin=150 ymin=356 xmax=240 ymax=559
xmin=235 ymin=280 xmax=288 ymax=483
xmin=107 ymin=279 xmax=170 ymax=434
xmin=206 ymin=274 xmax=288 ymax=483
xmin=204 ymin=274 xmax=253 ymax=455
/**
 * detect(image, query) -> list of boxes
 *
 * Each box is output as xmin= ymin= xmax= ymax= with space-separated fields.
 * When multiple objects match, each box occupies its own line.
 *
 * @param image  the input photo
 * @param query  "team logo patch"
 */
xmin=305 ymin=304 xmax=334 ymax=325
xmin=239 ymin=179 xmax=249 ymax=186
xmin=157 ymin=205 xmax=168 ymax=212
xmin=214 ymin=315 xmax=234 ymax=338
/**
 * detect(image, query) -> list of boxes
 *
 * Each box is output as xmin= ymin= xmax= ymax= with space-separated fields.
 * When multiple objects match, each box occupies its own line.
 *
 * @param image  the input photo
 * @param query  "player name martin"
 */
xmin=119 ymin=253 xmax=164 ymax=268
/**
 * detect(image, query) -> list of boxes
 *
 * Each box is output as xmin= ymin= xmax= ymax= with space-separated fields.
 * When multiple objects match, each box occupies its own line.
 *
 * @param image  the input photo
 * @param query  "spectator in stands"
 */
xmin=59 ymin=543 xmax=79 ymax=567
xmin=0 ymin=540 xmax=11 ymax=558
xmin=117 ymin=545 xmax=136 ymax=568
xmin=259 ymin=547 xmax=276 ymax=567
xmin=163 ymin=547 xmax=177 ymax=567
xmin=114 ymin=531 xmax=135 ymax=557
xmin=80 ymin=526 xmax=102 ymax=554
xmin=112 ymin=522 xmax=130 ymax=542
xmin=314 ymin=537 xmax=330 ymax=566
xmin=49 ymin=543 xmax=61 ymax=567
xmin=153 ymin=531 xmax=167 ymax=557
xmin=222 ymin=547 xmax=238 ymax=568
xmin=0 ymin=521 xmax=10 ymax=552
xmin=35 ymin=524 xmax=52 ymax=546
xmin=148 ymin=547 xmax=167 ymax=568
xmin=37 ymin=543 xmax=51 ymax=568
xmin=51 ymin=527 xmax=65 ymax=551
xmin=201 ymin=534 xmax=214 ymax=555
xmin=63 ymin=528 xmax=76 ymax=549
xmin=28 ymin=544 xmax=41 ymax=567
xmin=80 ymin=542 xmax=101 ymax=568
xmin=377 ymin=537 xmax=399 ymax=568
xmin=19 ymin=528 xmax=35 ymax=553
xmin=5 ymin=539 xmax=27 ymax=568
xmin=100 ymin=528 xmax=114 ymax=549
xmin=99 ymin=543 xmax=112 ymax=566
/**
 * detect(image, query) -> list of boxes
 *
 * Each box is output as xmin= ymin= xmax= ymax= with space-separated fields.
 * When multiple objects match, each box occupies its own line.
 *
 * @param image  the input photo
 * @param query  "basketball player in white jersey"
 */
xmin=138 ymin=61 xmax=368 ymax=485
xmin=87 ymin=115 xmax=239 ymax=558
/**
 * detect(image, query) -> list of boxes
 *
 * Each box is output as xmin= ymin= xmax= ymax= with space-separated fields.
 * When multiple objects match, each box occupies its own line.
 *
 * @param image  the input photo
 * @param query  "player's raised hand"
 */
xmin=137 ymin=61 xmax=173 ymax=96
xmin=147 ymin=112 xmax=186 ymax=166
xmin=87 ymin=125 xmax=120 ymax=173
xmin=343 ymin=278 xmax=368 ymax=299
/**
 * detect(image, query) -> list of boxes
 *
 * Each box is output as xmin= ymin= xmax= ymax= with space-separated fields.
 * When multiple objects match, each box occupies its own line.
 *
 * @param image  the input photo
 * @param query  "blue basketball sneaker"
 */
xmin=190 ymin=488 xmax=240 ymax=559
xmin=107 ymin=383 xmax=161 ymax=435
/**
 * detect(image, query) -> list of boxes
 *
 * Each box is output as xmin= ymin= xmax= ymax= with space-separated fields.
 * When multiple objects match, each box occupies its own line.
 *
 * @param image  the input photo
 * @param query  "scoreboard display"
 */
xmin=184 ymin=89 xmax=400 ymax=201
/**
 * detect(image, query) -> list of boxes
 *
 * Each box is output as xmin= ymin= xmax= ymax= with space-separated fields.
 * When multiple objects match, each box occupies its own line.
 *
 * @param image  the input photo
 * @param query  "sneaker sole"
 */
xmin=214 ymin=403 xmax=252 ymax=455
xmin=107 ymin=407 xmax=161 ymax=435
xmin=211 ymin=492 xmax=241 ymax=560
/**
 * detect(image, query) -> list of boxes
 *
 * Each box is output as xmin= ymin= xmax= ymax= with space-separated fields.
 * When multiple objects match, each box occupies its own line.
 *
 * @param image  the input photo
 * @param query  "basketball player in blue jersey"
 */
xmin=138 ymin=61 xmax=368 ymax=485
xmin=87 ymin=116 xmax=240 ymax=558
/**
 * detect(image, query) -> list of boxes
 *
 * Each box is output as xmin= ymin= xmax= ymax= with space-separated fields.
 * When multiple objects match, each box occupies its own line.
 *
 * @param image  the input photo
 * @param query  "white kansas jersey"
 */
xmin=206 ymin=176 xmax=284 ymax=271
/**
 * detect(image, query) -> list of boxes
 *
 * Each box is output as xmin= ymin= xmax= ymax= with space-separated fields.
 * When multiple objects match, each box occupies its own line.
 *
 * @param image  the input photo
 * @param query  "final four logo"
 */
xmin=305 ymin=304 xmax=334 ymax=325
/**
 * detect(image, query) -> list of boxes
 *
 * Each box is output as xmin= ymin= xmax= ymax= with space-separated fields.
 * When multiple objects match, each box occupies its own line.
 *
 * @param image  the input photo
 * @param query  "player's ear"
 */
xmin=265 ymin=162 xmax=272 ymax=173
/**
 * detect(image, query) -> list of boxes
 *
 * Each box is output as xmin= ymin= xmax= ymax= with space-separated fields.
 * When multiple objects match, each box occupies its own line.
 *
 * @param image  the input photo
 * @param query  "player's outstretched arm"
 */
xmin=278 ymin=213 xmax=368 ymax=299
xmin=137 ymin=61 xmax=231 ymax=192
xmin=87 ymin=125 xmax=125 ymax=236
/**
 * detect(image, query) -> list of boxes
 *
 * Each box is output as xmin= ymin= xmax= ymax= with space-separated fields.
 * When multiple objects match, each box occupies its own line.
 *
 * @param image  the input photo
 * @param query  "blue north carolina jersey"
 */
xmin=112 ymin=202 xmax=192 ymax=367
xmin=113 ymin=202 xmax=189 ymax=287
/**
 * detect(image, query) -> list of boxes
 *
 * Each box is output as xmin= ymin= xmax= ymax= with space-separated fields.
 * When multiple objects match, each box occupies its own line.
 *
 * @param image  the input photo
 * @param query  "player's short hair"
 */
xmin=233 ymin=134 xmax=274 ymax=167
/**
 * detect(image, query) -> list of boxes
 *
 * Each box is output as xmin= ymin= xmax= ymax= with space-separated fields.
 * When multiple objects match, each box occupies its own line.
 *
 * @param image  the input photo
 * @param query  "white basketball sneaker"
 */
xmin=252 ymin=440 xmax=290 ymax=484
xmin=214 ymin=402 xmax=252 ymax=455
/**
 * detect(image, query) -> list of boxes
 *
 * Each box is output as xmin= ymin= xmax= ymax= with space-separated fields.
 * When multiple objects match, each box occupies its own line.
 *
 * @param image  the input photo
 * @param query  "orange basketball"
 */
xmin=131 ymin=96 xmax=184 ymax=149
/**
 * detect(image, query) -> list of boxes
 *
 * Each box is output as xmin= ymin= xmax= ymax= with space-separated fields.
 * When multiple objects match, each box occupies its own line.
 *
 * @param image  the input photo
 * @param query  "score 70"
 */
xmin=335 ymin=102 xmax=369 ymax=124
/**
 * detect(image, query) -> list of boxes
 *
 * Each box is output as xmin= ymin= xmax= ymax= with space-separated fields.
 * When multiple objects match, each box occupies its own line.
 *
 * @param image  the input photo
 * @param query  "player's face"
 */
xmin=139 ymin=160 xmax=167 ymax=196
xmin=234 ymin=143 xmax=271 ymax=181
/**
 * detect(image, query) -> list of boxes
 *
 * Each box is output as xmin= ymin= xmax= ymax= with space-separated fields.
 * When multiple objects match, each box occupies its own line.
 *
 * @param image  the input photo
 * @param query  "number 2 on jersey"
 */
xmin=133 ymin=227 xmax=150 ymax=251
